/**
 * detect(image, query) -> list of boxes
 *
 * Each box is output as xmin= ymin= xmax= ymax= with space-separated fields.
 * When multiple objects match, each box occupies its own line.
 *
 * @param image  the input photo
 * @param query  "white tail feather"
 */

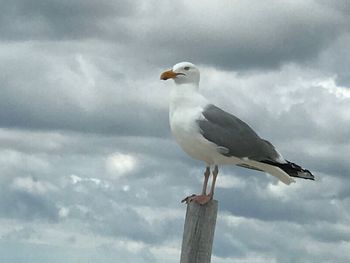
xmin=241 ymin=159 xmax=296 ymax=185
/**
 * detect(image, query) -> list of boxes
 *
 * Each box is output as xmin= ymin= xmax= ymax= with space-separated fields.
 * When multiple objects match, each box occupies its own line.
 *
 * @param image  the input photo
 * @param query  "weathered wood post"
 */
xmin=180 ymin=200 xmax=218 ymax=263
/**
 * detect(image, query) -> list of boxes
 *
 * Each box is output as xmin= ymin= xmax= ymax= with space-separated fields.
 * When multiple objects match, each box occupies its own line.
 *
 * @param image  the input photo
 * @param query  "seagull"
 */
xmin=160 ymin=62 xmax=314 ymax=205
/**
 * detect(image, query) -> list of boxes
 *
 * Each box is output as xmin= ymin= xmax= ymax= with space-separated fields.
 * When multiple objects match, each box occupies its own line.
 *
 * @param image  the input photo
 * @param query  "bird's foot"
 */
xmin=181 ymin=194 xmax=212 ymax=205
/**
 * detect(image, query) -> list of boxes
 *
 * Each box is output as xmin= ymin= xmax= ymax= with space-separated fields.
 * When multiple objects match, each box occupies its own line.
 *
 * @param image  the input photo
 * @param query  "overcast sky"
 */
xmin=1 ymin=1 xmax=350 ymax=262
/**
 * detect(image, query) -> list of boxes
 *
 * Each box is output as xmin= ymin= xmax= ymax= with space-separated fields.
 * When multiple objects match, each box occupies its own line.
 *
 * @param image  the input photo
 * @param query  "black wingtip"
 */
xmin=261 ymin=160 xmax=315 ymax=181
xmin=291 ymin=170 xmax=315 ymax=180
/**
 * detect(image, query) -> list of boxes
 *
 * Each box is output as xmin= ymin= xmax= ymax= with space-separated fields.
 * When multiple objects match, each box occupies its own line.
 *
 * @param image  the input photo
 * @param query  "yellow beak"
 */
xmin=160 ymin=70 xmax=177 ymax=80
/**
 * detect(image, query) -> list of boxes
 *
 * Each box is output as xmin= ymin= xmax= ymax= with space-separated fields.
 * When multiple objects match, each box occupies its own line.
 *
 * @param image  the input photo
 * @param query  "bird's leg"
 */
xmin=208 ymin=165 xmax=219 ymax=199
xmin=201 ymin=166 xmax=210 ymax=195
xmin=181 ymin=166 xmax=212 ymax=205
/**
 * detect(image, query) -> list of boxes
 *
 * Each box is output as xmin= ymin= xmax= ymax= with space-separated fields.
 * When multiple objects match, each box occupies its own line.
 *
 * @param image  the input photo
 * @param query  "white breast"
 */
xmin=169 ymin=85 xmax=219 ymax=164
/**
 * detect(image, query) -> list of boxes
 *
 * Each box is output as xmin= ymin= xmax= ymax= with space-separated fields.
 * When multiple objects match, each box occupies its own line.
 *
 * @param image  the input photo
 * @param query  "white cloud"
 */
xmin=11 ymin=177 xmax=58 ymax=195
xmin=58 ymin=207 xmax=70 ymax=218
xmin=106 ymin=153 xmax=137 ymax=178
xmin=71 ymin=174 xmax=83 ymax=184
xmin=70 ymin=174 xmax=109 ymax=188
xmin=216 ymin=173 xmax=247 ymax=189
xmin=123 ymin=185 xmax=130 ymax=192
xmin=316 ymin=78 xmax=350 ymax=99
xmin=0 ymin=149 xmax=50 ymax=174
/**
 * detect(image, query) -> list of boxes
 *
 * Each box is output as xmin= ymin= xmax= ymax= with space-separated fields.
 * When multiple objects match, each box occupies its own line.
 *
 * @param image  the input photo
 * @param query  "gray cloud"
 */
xmin=0 ymin=239 xmax=158 ymax=263
xmin=0 ymin=43 xmax=169 ymax=137
xmin=0 ymin=186 xmax=59 ymax=222
xmin=1 ymin=128 xmax=350 ymax=262
xmin=1 ymin=1 xmax=350 ymax=262
xmin=213 ymin=215 xmax=350 ymax=262
xmin=1 ymin=0 xmax=349 ymax=71
xmin=317 ymin=34 xmax=350 ymax=86
xmin=0 ymin=0 xmax=136 ymax=41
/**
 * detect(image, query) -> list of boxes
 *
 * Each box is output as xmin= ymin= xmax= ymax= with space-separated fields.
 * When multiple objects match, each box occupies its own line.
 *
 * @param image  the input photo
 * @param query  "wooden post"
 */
xmin=180 ymin=200 xmax=218 ymax=263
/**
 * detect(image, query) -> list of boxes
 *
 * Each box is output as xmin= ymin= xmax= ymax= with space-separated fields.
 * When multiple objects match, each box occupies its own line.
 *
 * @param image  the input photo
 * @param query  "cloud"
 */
xmin=145 ymin=0 xmax=348 ymax=70
xmin=0 ymin=0 xmax=137 ymax=41
xmin=0 ymin=43 xmax=170 ymax=137
xmin=58 ymin=206 xmax=70 ymax=219
xmin=213 ymin=214 xmax=350 ymax=262
xmin=1 ymin=1 xmax=350 ymax=262
xmin=1 ymin=1 xmax=349 ymax=71
xmin=11 ymin=176 xmax=58 ymax=195
xmin=317 ymin=34 xmax=350 ymax=86
xmin=0 ymin=239 xmax=158 ymax=263
xmin=0 ymin=190 xmax=59 ymax=222
xmin=105 ymin=153 xmax=138 ymax=178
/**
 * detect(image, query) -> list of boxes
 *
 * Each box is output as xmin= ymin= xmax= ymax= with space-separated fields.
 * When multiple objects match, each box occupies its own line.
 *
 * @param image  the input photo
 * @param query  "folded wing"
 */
xmin=197 ymin=104 xmax=280 ymax=162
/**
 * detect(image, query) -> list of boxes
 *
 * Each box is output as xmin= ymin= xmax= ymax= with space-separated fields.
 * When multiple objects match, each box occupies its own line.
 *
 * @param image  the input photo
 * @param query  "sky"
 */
xmin=1 ymin=0 xmax=350 ymax=262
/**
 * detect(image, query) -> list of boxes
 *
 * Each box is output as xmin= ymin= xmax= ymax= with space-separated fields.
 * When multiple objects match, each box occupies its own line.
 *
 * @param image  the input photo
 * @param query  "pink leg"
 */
xmin=208 ymin=165 xmax=218 ymax=198
xmin=201 ymin=166 xmax=210 ymax=195
xmin=182 ymin=166 xmax=219 ymax=205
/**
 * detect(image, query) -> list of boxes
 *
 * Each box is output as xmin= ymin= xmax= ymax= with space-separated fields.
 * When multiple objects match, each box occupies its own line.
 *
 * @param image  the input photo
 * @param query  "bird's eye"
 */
xmin=184 ymin=66 xmax=190 ymax=71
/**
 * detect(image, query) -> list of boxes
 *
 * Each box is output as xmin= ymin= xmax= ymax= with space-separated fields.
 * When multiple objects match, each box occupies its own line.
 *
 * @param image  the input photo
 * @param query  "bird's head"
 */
xmin=160 ymin=62 xmax=200 ymax=85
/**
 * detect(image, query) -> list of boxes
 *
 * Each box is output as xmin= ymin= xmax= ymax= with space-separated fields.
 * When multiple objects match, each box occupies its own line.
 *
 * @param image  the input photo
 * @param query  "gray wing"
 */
xmin=197 ymin=104 xmax=279 ymax=162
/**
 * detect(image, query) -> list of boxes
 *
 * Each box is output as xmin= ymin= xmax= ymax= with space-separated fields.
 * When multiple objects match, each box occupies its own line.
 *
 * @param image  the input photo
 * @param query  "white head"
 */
xmin=160 ymin=62 xmax=200 ymax=85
